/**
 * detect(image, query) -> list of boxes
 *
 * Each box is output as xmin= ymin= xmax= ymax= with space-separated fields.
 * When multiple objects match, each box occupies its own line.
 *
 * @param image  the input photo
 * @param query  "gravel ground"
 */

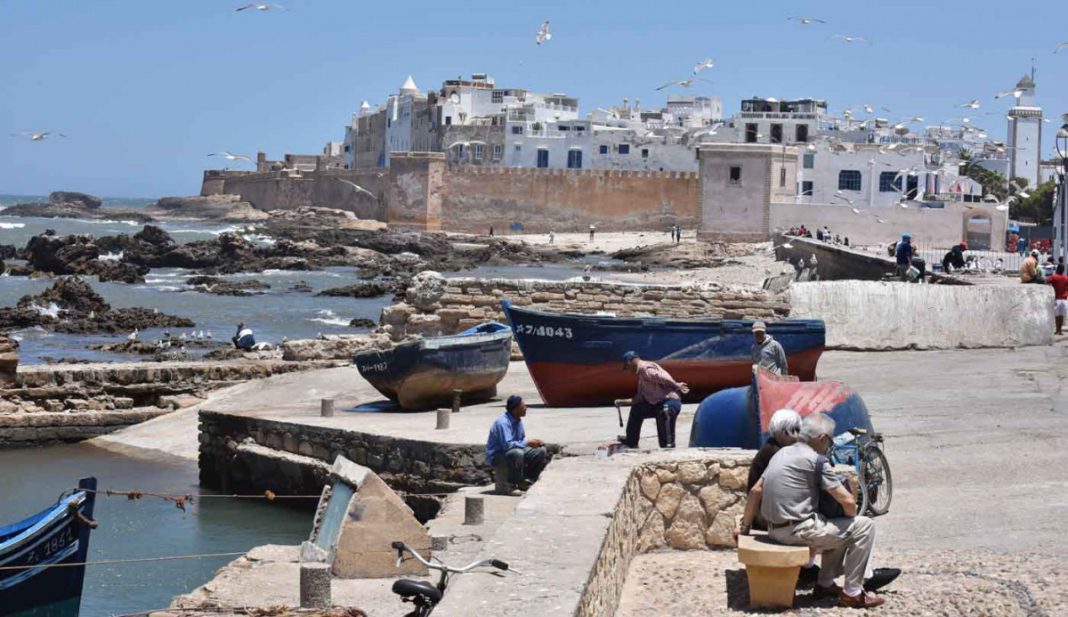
xmin=617 ymin=548 xmax=1066 ymax=616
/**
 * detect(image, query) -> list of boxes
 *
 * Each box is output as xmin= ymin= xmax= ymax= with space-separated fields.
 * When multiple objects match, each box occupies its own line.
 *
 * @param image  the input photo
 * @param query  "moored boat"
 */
xmin=0 ymin=477 xmax=98 ymax=617
xmin=689 ymin=367 xmax=874 ymax=448
xmin=502 ymin=300 xmax=825 ymax=407
xmin=354 ymin=322 xmax=513 ymax=410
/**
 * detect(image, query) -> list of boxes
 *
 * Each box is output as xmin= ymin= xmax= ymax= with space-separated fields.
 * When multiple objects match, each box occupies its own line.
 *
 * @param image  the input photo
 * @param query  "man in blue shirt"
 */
xmin=485 ymin=395 xmax=548 ymax=495
xmin=894 ymin=234 xmax=914 ymax=281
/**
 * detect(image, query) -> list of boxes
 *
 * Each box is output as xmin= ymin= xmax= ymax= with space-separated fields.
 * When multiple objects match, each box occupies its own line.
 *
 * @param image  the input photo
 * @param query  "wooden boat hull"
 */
xmin=689 ymin=368 xmax=875 ymax=448
xmin=0 ymin=478 xmax=97 ymax=617
xmin=355 ymin=328 xmax=513 ymax=410
xmin=502 ymin=300 xmax=826 ymax=407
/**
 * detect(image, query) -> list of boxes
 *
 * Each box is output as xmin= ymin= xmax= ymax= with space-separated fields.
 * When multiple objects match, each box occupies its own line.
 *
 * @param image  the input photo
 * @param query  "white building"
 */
xmin=795 ymin=142 xmax=927 ymax=209
xmin=1007 ymin=73 xmax=1042 ymax=188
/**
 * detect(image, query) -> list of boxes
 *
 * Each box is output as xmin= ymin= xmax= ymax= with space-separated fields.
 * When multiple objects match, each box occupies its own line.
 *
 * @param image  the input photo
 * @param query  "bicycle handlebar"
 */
xmin=392 ymin=541 xmax=513 ymax=574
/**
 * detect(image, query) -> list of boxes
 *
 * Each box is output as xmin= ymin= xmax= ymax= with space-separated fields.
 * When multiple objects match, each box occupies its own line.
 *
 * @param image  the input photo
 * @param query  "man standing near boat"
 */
xmin=485 ymin=395 xmax=548 ymax=496
xmin=751 ymin=321 xmax=788 ymax=375
xmin=615 ymin=351 xmax=688 ymax=449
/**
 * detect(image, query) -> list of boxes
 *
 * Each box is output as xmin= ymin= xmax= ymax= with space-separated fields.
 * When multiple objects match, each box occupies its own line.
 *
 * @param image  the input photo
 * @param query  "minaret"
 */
xmin=1007 ymin=73 xmax=1042 ymax=188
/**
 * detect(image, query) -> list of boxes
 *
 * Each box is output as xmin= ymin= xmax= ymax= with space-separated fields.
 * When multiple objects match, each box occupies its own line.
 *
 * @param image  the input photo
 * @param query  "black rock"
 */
xmin=316 ymin=281 xmax=392 ymax=298
xmin=349 ymin=318 xmax=377 ymax=329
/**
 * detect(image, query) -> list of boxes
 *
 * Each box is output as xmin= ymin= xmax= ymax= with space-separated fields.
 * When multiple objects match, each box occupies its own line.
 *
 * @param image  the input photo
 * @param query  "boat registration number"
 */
xmin=359 ymin=362 xmax=389 ymax=373
xmin=515 ymin=325 xmax=573 ymax=339
xmin=25 ymin=527 xmax=75 ymax=565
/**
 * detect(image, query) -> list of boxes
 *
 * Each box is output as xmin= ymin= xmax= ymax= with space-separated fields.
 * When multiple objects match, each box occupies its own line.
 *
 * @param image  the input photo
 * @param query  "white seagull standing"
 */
xmin=788 ymin=17 xmax=827 ymax=25
xmin=693 ymin=58 xmax=715 ymax=75
xmin=536 ymin=21 xmax=552 ymax=45
xmin=236 ymin=3 xmax=287 ymax=11
xmin=11 ymin=130 xmax=66 ymax=141
xmin=208 ymin=151 xmax=254 ymax=164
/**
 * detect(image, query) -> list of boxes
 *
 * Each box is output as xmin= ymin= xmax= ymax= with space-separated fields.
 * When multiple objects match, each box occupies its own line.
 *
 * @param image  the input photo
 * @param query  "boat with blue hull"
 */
xmin=501 ymin=300 xmax=826 ymax=407
xmin=689 ymin=367 xmax=875 ymax=448
xmin=354 ymin=322 xmax=513 ymax=410
xmin=0 ymin=477 xmax=98 ymax=617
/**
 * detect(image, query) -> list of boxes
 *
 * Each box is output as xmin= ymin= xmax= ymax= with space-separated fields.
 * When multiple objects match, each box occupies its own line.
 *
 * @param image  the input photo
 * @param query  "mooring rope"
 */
xmin=0 ymin=551 xmax=249 ymax=572
xmin=111 ymin=607 xmax=368 ymax=617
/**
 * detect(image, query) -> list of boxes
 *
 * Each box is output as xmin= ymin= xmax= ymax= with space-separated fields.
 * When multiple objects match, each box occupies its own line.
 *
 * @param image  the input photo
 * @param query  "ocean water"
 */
xmin=0 ymin=444 xmax=311 ymax=617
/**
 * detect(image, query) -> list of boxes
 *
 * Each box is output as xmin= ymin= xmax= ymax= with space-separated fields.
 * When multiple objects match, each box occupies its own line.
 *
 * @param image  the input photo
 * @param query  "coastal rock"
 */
xmin=317 ymin=281 xmax=392 ymax=299
xmin=21 ymin=231 xmax=147 ymax=282
xmin=1 ymin=191 xmax=153 ymax=222
xmin=406 ymin=271 xmax=446 ymax=310
xmin=0 ymin=334 xmax=18 ymax=385
xmin=280 ymin=334 xmax=390 ymax=361
xmin=145 ymin=195 xmax=268 ymax=222
xmin=349 ymin=318 xmax=376 ymax=329
xmin=185 ymin=275 xmax=270 ymax=296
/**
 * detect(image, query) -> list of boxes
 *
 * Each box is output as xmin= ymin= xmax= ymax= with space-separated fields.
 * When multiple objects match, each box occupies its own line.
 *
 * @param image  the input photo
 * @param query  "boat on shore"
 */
xmin=689 ymin=366 xmax=874 ymax=448
xmin=0 ymin=477 xmax=98 ymax=617
xmin=502 ymin=301 xmax=825 ymax=407
xmin=354 ymin=322 xmax=513 ymax=410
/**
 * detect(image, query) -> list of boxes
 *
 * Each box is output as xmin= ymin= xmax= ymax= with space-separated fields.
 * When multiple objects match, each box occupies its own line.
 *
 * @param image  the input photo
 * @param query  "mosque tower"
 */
xmin=1007 ymin=72 xmax=1042 ymax=188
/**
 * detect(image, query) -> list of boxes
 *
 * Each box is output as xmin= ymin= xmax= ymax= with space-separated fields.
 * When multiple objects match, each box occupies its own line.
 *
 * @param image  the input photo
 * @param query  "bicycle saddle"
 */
xmin=392 ymin=579 xmax=443 ymax=603
xmin=848 ymin=427 xmax=868 ymax=436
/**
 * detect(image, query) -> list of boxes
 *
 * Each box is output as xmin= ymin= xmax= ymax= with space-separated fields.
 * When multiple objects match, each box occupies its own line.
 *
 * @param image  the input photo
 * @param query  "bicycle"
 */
xmin=830 ymin=427 xmax=893 ymax=516
xmin=390 ymin=541 xmax=515 ymax=616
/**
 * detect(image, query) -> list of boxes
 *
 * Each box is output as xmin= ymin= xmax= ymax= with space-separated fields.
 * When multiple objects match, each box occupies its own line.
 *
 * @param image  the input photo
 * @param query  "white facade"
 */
xmin=795 ymin=143 xmax=926 ymax=209
xmin=1007 ymin=74 xmax=1042 ymax=188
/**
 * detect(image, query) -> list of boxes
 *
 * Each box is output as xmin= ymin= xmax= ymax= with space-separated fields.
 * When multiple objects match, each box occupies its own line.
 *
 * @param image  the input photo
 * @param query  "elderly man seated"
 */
xmin=738 ymin=413 xmax=886 ymax=609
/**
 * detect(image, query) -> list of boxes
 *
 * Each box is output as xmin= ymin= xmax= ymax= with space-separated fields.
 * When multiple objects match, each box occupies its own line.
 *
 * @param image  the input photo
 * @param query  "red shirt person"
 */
xmin=1048 ymin=264 xmax=1068 ymax=335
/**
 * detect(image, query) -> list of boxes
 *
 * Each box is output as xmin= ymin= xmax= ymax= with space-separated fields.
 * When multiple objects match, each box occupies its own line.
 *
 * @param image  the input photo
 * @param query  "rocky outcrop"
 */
xmin=145 ymin=195 xmax=269 ymax=222
xmin=20 ymin=231 xmax=149 ymax=282
xmin=1 ymin=191 xmax=153 ymax=222
xmin=0 ymin=335 xmax=17 ymax=385
xmin=185 ymin=275 xmax=270 ymax=296
xmin=316 ymin=280 xmax=392 ymax=298
xmin=0 ymin=277 xmax=194 ymax=334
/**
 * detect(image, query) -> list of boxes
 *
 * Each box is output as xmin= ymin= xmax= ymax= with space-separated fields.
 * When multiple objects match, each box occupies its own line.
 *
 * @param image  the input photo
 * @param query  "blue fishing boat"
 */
xmin=0 ymin=477 xmax=98 ymax=617
xmin=501 ymin=300 xmax=826 ymax=407
xmin=689 ymin=367 xmax=874 ymax=448
xmin=354 ymin=322 xmax=513 ymax=410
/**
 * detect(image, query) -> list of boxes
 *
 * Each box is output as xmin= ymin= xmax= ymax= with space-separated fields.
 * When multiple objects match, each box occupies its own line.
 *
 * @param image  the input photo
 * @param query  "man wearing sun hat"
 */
xmin=751 ymin=321 xmax=788 ymax=375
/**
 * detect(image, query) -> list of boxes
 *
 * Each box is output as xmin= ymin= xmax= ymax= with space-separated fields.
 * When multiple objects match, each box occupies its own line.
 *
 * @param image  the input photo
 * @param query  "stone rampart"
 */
xmin=218 ymin=169 xmax=387 ymax=220
xmin=381 ymin=276 xmax=791 ymax=343
xmin=440 ymin=166 xmax=699 ymax=233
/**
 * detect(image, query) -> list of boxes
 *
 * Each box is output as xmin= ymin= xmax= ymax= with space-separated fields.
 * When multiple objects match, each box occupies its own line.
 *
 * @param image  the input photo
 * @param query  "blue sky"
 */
xmin=2 ymin=0 xmax=1066 ymax=198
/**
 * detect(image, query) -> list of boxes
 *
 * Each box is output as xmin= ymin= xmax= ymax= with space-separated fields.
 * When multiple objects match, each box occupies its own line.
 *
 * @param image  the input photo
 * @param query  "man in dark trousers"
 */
xmin=614 ymin=351 xmax=688 ymax=448
xmin=895 ymin=233 xmax=914 ymax=281
xmin=485 ymin=395 xmax=548 ymax=495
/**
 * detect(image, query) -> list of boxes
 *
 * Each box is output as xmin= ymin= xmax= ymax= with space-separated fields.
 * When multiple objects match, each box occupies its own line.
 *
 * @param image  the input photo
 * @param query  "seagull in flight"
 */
xmin=1054 ymin=42 xmax=1068 ymax=54
xmin=236 ymin=3 xmax=287 ymax=11
xmin=656 ymin=77 xmax=712 ymax=91
xmin=693 ymin=58 xmax=715 ymax=75
xmin=536 ymin=21 xmax=552 ymax=45
xmin=208 ymin=151 xmax=254 ymax=163
xmin=788 ymin=17 xmax=827 ymax=25
xmin=994 ymin=89 xmax=1022 ymax=99
xmin=333 ymin=178 xmax=378 ymax=201
xmin=11 ymin=130 xmax=66 ymax=141
xmin=958 ymin=99 xmax=981 ymax=109
xmin=831 ymin=34 xmax=868 ymax=44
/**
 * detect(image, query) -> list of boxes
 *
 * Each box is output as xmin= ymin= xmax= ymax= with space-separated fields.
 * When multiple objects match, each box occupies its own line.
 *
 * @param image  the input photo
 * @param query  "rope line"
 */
xmin=75 ymin=487 xmax=461 ymax=501
xmin=0 ymin=551 xmax=249 ymax=572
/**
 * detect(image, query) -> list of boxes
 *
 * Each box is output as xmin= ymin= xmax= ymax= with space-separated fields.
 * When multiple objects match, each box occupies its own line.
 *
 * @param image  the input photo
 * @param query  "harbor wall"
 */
xmin=789 ymin=280 xmax=1054 ymax=349
xmin=0 ymin=359 xmax=338 ymax=447
xmin=216 ymin=169 xmax=388 ymax=220
xmin=438 ymin=167 xmax=700 ymax=233
xmin=380 ymin=276 xmax=791 ymax=342
xmin=434 ymin=450 xmax=755 ymax=617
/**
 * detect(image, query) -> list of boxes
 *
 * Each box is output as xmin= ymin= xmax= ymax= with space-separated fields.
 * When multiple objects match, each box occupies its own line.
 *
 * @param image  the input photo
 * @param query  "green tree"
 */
xmin=1009 ymin=181 xmax=1056 ymax=223
xmin=959 ymin=153 xmax=1010 ymax=201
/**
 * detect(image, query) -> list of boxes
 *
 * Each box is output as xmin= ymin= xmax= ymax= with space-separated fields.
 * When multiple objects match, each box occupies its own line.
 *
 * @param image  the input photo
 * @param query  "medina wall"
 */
xmin=439 ymin=167 xmax=699 ymax=233
xmin=218 ymin=169 xmax=388 ymax=220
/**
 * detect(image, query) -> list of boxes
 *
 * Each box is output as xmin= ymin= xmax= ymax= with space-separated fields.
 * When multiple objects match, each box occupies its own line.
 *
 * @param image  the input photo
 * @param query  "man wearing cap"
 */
xmin=751 ymin=322 xmax=788 ymax=375
xmin=485 ymin=395 xmax=548 ymax=495
xmin=894 ymin=234 xmax=914 ymax=282
xmin=615 ymin=352 xmax=688 ymax=448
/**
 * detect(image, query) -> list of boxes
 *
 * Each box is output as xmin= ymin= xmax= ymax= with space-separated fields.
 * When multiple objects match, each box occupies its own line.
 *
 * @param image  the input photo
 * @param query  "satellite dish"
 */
xmin=449 ymin=92 xmax=460 ymax=104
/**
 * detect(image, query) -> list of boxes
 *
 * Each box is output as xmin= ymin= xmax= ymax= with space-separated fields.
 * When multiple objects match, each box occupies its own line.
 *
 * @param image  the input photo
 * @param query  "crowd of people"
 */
xmin=785 ymin=225 xmax=851 ymax=248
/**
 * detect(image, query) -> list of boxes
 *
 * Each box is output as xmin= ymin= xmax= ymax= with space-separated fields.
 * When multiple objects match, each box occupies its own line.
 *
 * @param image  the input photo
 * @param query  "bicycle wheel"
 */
xmin=862 ymin=447 xmax=893 ymax=516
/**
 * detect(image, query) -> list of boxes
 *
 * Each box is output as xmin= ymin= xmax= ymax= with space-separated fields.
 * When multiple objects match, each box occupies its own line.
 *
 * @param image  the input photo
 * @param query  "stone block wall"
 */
xmin=0 ymin=334 xmax=17 ymax=385
xmin=380 ymin=276 xmax=790 ymax=343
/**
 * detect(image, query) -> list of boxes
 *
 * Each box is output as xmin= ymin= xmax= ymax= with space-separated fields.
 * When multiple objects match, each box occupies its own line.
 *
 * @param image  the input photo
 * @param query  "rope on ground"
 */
xmin=0 ymin=551 xmax=249 ymax=573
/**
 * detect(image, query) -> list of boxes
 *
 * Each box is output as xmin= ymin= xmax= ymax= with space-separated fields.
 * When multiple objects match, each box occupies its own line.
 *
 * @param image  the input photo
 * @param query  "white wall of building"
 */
xmin=795 ymin=144 xmax=926 ymax=209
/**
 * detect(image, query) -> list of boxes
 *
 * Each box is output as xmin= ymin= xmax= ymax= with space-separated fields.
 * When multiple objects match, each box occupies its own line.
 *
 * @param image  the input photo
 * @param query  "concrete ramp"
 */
xmin=790 ymin=281 xmax=1053 ymax=350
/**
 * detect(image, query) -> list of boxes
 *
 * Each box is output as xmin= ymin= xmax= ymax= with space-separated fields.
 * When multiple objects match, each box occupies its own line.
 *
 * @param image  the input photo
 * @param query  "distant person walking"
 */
xmin=1017 ymin=236 xmax=1028 ymax=257
xmin=549 ymin=230 xmax=555 ymax=244
xmin=895 ymin=234 xmax=914 ymax=281
xmin=489 ymin=226 xmax=494 ymax=237
xmin=589 ymin=224 xmax=596 ymax=242
xmin=1049 ymin=265 xmax=1068 ymax=335
xmin=751 ymin=321 xmax=789 ymax=375
xmin=675 ymin=225 xmax=682 ymax=243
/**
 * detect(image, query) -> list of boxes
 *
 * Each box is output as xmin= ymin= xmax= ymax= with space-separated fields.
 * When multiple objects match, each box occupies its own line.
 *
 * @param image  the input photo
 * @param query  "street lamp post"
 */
xmin=1054 ymin=115 xmax=1068 ymax=262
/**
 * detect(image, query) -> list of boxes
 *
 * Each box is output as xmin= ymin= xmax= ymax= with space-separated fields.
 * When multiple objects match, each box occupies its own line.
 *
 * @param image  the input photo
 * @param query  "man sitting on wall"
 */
xmin=485 ymin=395 xmax=548 ymax=496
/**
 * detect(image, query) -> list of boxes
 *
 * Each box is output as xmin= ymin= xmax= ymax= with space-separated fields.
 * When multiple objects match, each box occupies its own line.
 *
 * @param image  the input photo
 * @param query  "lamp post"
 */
xmin=1054 ymin=115 xmax=1068 ymax=262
